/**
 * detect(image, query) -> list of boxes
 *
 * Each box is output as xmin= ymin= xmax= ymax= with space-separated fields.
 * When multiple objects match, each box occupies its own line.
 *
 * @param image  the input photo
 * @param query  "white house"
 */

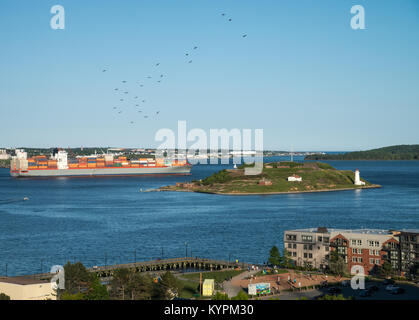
xmin=288 ymin=174 xmax=302 ymax=182
xmin=354 ymin=169 xmax=365 ymax=186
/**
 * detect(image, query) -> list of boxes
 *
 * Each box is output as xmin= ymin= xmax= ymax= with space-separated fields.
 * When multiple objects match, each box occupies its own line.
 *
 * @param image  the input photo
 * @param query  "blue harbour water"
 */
xmin=0 ymin=157 xmax=419 ymax=276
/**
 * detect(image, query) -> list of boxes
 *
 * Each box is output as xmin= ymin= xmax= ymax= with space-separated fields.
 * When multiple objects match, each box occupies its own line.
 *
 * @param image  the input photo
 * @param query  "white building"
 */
xmin=0 ymin=149 xmax=10 ymax=160
xmin=288 ymin=174 xmax=302 ymax=182
xmin=0 ymin=277 xmax=56 ymax=300
xmin=354 ymin=169 xmax=365 ymax=186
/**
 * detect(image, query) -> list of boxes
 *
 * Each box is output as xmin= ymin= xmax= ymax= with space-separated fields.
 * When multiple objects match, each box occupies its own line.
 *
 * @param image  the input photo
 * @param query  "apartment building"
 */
xmin=284 ymin=227 xmax=400 ymax=275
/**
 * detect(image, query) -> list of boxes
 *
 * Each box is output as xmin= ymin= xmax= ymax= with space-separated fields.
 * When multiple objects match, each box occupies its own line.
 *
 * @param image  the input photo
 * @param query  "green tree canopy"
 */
xmin=159 ymin=271 xmax=184 ymax=299
xmin=268 ymin=246 xmax=281 ymax=266
xmin=0 ymin=293 xmax=11 ymax=300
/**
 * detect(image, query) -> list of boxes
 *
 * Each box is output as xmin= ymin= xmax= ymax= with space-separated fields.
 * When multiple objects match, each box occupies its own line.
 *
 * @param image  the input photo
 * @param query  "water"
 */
xmin=0 ymin=157 xmax=418 ymax=276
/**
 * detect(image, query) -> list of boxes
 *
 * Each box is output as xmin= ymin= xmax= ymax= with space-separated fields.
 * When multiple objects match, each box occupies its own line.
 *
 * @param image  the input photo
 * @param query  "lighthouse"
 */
xmin=354 ymin=169 xmax=365 ymax=186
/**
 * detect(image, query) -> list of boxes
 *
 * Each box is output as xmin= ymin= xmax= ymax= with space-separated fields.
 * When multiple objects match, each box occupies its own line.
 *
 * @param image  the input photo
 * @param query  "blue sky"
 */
xmin=0 ymin=0 xmax=418 ymax=151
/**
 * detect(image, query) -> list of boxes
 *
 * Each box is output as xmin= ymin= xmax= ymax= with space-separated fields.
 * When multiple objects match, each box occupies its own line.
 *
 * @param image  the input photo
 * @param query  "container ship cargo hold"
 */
xmin=10 ymin=149 xmax=191 ymax=177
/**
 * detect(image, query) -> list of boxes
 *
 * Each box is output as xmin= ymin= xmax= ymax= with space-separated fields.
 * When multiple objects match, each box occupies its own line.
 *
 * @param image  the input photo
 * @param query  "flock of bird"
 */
xmin=102 ymin=12 xmax=247 ymax=125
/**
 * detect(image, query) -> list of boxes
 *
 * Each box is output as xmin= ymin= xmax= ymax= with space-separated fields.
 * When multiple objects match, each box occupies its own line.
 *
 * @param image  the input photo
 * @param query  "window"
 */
xmin=286 ymin=234 xmax=297 ymax=241
xmin=309 ymin=245 xmax=313 ymax=251
xmin=293 ymin=244 xmax=297 ymax=249
xmin=323 ymin=237 xmax=329 ymax=243
xmin=358 ymin=257 xmax=363 ymax=263
xmin=304 ymin=253 xmax=308 ymax=258
xmin=318 ymin=236 xmax=323 ymax=242
xmin=370 ymin=258 xmax=375 ymax=264
xmin=352 ymin=248 xmax=357 ymax=254
xmin=302 ymin=235 xmax=313 ymax=242
xmin=376 ymin=259 xmax=380 ymax=264
xmin=375 ymin=241 xmax=379 ymax=247
xmin=304 ymin=245 xmax=308 ymax=250
xmin=352 ymin=257 xmax=357 ymax=263
xmin=358 ymin=240 xmax=362 ymax=246
xmin=352 ymin=240 xmax=357 ymax=246
xmin=325 ymin=246 xmax=329 ymax=252
xmin=288 ymin=243 xmax=292 ymax=249
xmin=369 ymin=249 xmax=374 ymax=255
xmin=309 ymin=253 xmax=313 ymax=259
xmin=368 ymin=240 xmax=374 ymax=246
xmin=292 ymin=252 xmax=297 ymax=257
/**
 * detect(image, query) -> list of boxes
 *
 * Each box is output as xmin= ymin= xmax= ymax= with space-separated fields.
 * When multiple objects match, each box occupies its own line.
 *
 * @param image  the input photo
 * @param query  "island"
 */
xmin=305 ymin=144 xmax=419 ymax=161
xmin=158 ymin=162 xmax=381 ymax=195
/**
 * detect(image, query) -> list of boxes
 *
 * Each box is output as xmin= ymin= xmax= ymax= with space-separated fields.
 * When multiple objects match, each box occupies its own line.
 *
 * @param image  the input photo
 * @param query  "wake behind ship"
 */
xmin=10 ymin=149 xmax=191 ymax=177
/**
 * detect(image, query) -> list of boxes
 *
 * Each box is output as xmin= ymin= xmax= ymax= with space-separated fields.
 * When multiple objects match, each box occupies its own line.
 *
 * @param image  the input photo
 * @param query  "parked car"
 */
xmin=328 ymin=287 xmax=341 ymax=294
xmin=390 ymin=287 xmax=405 ymax=295
xmin=359 ymin=289 xmax=372 ymax=297
xmin=385 ymin=284 xmax=398 ymax=291
xmin=367 ymin=285 xmax=379 ymax=292
xmin=383 ymin=279 xmax=395 ymax=285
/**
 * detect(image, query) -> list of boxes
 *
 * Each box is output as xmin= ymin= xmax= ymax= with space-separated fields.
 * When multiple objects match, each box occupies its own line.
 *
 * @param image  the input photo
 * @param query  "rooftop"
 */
xmin=0 ymin=276 xmax=48 ymax=285
xmin=285 ymin=228 xmax=396 ymax=236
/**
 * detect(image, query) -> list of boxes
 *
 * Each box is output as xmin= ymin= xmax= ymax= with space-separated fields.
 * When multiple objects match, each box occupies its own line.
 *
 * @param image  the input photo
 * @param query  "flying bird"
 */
xmin=142 ymin=100 xmax=146 ymax=103
xmin=221 ymin=13 xmax=226 ymax=16
xmin=124 ymin=92 xmax=128 ymax=94
xmin=102 ymin=69 xmax=107 ymax=72
xmin=156 ymin=111 xmax=160 ymax=114
xmin=120 ymin=99 xmax=124 ymax=101
xmin=122 ymin=80 xmax=127 ymax=83
xmin=242 ymin=34 xmax=247 ymax=38
xmin=228 ymin=18 xmax=232 ymax=22
xmin=134 ymin=96 xmax=138 ymax=99
xmin=118 ymin=111 xmax=122 ymax=114
xmin=147 ymin=76 xmax=152 ymax=79
xmin=156 ymin=63 xmax=160 ymax=66
xmin=188 ymin=60 xmax=193 ymax=63
xmin=144 ymin=116 xmax=148 ymax=118
xmin=193 ymin=46 xmax=198 ymax=50
xmin=160 ymin=74 xmax=164 ymax=78
xmin=114 ymin=88 xmax=119 ymax=91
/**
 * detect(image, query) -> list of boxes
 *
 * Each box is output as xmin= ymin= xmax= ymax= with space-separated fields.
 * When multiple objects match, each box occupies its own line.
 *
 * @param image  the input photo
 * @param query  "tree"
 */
xmin=212 ymin=292 xmax=230 ymax=300
xmin=64 ymin=262 xmax=93 ymax=294
xmin=232 ymin=290 xmax=249 ymax=300
xmin=317 ymin=294 xmax=354 ymax=300
xmin=126 ymin=273 xmax=153 ymax=300
xmin=268 ymin=246 xmax=281 ymax=266
xmin=379 ymin=261 xmax=394 ymax=278
xmin=110 ymin=268 xmax=132 ymax=300
xmin=85 ymin=275 xmax=109 ymax=300
xmin=329 ymin=250 xmax=347 ymax=275
xmin=281 ymin=249 xmax=294 ymax=269
xmin=60 ymin=292 xmax=85 ymax=300
xmin=0 ymin=293 xmax=11 ymax=300
xmin=159 ymin=271 xmax=184 ymax=299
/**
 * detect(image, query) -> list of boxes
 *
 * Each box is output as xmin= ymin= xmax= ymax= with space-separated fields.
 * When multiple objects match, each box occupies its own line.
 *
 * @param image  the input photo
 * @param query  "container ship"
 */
xmin=10 ymin=149 xmax=191 ymax=177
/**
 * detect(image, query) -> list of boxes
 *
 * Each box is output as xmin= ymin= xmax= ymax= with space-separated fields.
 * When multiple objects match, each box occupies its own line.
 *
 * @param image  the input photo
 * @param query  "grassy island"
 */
xmin=159 ymin=162 xmax=381 ymax=195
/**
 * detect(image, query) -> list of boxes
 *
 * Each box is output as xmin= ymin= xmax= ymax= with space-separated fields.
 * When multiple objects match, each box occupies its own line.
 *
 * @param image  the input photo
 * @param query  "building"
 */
xmin=284 ymin=227 xmax=331 ymax=270
xmin=287 ymin=174 xmax=302 ymax=182
xmin=284 ymin=228 xmax=400 ymax=275
xmin=396 ymin=229 xmax=419 ymax=276
xmin=0 ymin=149 xmax=10 ymax=160
xmin=329 ymin=229 xmax=399 ymax=275
xmin=0 ymin=277 xmax=56 ymax=300
xmin=202 ymin=279 xmax=214 ymax=297
xmin=258 ymin=178 xmax=272 ymax=186
xmin=354 ymin=169 xmax=365 ymax=186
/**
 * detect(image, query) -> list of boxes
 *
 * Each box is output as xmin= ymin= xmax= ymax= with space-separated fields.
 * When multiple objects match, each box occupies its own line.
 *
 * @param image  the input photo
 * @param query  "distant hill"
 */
xmin=305 ymin=145 xmax=419 ymax=160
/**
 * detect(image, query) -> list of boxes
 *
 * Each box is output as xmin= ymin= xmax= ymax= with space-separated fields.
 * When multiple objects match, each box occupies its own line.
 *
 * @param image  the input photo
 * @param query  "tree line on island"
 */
xmin=305 ymin=145 xmax=419 ymax=161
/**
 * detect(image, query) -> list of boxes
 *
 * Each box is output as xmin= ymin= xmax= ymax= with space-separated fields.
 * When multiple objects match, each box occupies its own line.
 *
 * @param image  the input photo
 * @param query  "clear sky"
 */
xmin=1 ymin=0 xmax=418 ymax=151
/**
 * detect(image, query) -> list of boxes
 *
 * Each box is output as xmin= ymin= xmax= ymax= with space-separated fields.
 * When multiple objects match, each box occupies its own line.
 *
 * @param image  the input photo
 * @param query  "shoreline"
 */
xmin=158 ymin=184 xmax=382 ymax=196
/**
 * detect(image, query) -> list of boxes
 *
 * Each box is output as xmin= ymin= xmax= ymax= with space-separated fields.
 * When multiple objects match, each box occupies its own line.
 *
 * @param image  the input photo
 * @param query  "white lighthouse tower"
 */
xmin=354 ymin=169 xmax=365 ymax=186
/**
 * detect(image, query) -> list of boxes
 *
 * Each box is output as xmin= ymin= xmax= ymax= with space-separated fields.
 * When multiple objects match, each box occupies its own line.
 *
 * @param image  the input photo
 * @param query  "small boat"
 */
xmin=23 ymin=197 xmax=29 ymax=201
